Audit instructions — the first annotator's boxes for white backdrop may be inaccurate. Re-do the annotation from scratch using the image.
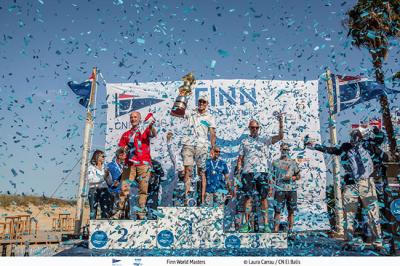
[105,79,330,231]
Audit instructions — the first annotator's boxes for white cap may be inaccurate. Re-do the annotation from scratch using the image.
[198,95,209,102]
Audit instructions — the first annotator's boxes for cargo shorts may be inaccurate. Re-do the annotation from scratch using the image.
[181,144,208,171]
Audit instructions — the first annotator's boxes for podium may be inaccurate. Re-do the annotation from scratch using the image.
[89,207,287,250]
[382,162,400,255]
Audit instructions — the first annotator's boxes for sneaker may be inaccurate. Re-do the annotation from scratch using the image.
[372,239,385,252]
[239,224,251,233]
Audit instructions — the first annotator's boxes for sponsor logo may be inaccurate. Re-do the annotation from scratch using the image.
[115,93,164,118]
[114,86,258,118]
[133,258,143,266]
[225,235,241,248]
[112,258,122,266]
[157,229,174,247]
[90,230,108,248]
[390,199,400,221]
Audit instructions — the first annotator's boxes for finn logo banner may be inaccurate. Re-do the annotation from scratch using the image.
[105,79,330,231]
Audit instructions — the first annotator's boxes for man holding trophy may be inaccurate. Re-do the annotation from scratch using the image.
[170,73,217,205]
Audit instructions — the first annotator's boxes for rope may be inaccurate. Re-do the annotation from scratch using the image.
[32,158,82,221]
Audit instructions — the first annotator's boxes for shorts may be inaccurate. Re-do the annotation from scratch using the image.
[241,172,270,199]
[274,191,297,213]
[181,144,208,170]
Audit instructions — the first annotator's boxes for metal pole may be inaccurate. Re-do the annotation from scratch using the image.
[74,67,97,235]
[325,69,345,236]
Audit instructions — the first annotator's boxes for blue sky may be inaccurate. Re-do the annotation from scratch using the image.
[0,0,399,199]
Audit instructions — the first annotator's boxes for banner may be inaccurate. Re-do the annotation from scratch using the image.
[105,79,329,231]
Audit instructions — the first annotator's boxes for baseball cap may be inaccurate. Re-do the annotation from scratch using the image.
[198,95,209,102]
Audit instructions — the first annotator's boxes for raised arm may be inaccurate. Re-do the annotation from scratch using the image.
[210,127,216,149]
[150,125,157,138]
[271,115,284,145]
[308,143,343,156]
[166,132,177,170]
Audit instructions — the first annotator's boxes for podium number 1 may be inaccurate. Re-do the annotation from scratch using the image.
[188,221,193,234]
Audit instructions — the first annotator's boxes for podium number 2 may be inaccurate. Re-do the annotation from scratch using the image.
[118,228,128,242]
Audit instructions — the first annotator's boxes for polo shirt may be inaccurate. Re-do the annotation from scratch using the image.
[238,134,272,173]
[205,158,229,193]
[181,109,216,148]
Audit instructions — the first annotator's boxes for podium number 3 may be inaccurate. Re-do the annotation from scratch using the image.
[118,228,128,242]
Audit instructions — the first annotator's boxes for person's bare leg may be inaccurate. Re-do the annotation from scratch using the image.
[274,212,281,232]
[243,197,253,225]
[199,169,206,205]
[184,166,192,196]
[288,210,294,231]
[261,198,269,229]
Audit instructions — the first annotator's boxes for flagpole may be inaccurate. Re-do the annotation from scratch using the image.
[325,69,344,236]
[74,67,97,235]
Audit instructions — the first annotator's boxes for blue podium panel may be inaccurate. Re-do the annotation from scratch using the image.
[89,220,158,249]
[156,207,224,249]
[224,233,287,249]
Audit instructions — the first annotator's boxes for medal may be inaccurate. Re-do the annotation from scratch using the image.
[210,159,219,175]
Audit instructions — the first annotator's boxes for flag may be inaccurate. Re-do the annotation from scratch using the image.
[67,74,94,107]
[331,74,400,114]
[114,93,164,118]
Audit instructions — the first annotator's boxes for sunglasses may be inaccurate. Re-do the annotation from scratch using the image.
[214,150,221,153]
[198,100,208,104]
[249,126,260,129]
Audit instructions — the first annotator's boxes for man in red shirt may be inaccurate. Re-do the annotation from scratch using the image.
[118,111,156,219]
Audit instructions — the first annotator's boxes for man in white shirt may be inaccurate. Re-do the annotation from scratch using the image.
[180,95,216,205]
[235,115,284,233]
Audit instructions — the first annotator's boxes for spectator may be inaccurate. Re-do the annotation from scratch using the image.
[305,129,389,250]
[87,150,112,219]
[105,148,126,219]
[166,131,186,206]
[147,159,164,219]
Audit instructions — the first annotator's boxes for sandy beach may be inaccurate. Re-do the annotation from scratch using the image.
[0,195,90,256]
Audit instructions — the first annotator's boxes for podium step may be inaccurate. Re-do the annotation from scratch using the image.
[224,233,287,249]
[89,207,287,250]
[90,220,158,249]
